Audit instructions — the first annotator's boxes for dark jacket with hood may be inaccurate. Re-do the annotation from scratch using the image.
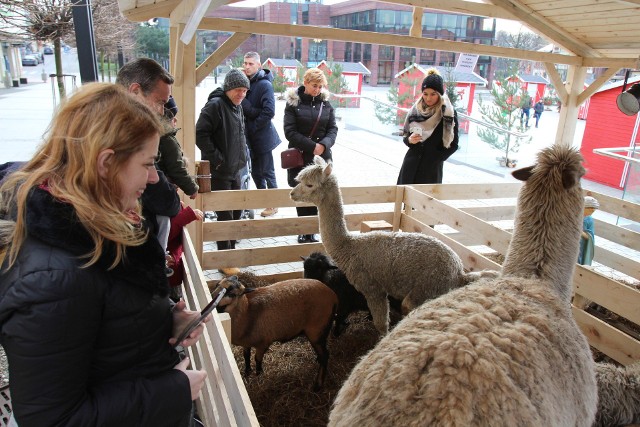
[158,125,199,196]
[283,86,338,187]
[0,187,192,426]
[195,87,248,181]
[241,68,281,154]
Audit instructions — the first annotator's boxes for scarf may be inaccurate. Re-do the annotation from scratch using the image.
[404,93,455,148]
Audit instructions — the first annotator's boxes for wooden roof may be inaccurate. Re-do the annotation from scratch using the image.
[117,0,640,70]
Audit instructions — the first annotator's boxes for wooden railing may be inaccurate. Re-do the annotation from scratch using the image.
[180,182,639,425]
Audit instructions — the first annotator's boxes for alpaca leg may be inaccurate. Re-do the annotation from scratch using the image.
[243,347,252,375]
[366,294,390,334]
[254,344,271,375]
[401,290,425,315]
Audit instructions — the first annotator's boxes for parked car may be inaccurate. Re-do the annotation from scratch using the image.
[43,46,53,55]
[21,55,39,66]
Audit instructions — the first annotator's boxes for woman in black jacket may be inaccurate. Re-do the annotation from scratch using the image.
[397,68,459,185]
[0,83,209,427]
[283,68,338,243]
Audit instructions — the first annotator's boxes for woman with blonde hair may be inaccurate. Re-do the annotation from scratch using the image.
[397,68,459,185]
[283,67,338,243]
[0,83,208,426]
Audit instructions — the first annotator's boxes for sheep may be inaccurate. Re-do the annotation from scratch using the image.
[594,361,640,427]
[217,273,338,391]
[328,145,598,426]
[301,251,402,336]
[290,156,498,334]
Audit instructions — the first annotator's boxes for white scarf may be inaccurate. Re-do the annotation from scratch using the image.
[404,94,455,148]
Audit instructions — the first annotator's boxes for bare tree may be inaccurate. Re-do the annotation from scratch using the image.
[494,30,548,78]
[0,0,74,96]
[92,0,137,81]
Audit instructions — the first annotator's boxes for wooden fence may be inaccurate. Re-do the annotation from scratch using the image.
[180,183,640,425]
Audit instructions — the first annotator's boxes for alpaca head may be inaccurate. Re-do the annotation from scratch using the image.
[290,156,335,204]
[504,144,586,296]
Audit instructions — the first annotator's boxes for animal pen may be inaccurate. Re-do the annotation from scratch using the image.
[178,182,640,426]
[109,1,640,424]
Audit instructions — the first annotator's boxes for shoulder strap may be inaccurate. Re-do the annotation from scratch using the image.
[308,102,324,139]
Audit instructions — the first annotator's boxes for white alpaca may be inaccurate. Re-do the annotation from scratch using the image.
[594,361,640,426]
[290,157,497,334]
[328,145,597,426]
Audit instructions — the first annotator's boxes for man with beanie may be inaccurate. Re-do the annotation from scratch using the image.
[241,52,281,217]
[397,67,459,185]
[196,69,251,275]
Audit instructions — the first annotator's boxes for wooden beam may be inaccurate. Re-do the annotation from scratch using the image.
[196,32,251,84]
[577,68,622,105]
[486,0,602,58]
[121,0,181,22]
[410,7,423,39]
[201,18,587,66]
[171,23,185,84]
[543,62,568,104]
[555,65,587,146]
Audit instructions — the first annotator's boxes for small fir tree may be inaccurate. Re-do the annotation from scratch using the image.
[272,70,287,99]
[374,74,421,126]
[324,63,349,109]
[477,72,532,166]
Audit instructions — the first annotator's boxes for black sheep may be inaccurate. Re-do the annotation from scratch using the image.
[302,252,401,336]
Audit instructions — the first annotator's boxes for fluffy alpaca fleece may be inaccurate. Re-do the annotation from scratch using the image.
[594,362,640,427]
[328,145,598,427]
[290,157,498,334]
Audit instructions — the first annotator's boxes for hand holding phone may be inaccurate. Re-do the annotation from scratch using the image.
[173,288,227,348]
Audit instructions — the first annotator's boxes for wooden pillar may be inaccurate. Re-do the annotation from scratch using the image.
[554,65,587,147]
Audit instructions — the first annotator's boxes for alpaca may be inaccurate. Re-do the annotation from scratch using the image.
[593,361,640,427]
[328,145,598,426]
[290,156,498,334]
[217,274,338,391]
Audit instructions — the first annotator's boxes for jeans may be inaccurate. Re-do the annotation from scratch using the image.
[250,150,278,189]
[211,175,242,250]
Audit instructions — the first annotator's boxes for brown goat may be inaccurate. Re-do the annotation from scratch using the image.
[217,275,338,391]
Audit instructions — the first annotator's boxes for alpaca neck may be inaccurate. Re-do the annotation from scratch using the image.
[316,180,351,253]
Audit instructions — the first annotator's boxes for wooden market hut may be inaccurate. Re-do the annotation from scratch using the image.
[580,75,640,189]
[114,1,640,424]
[262,58,303,88]
[316,60,371,107]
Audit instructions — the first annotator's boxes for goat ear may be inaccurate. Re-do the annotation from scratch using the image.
[512,165,534,182]
[243,287,256,294]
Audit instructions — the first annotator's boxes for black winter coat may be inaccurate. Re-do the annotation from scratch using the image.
[196,87,248,181]
[283,86,338,187]
[397,112,459,185]
[241,69,281,154]
[0,187,192,426]
[158,127,199,196]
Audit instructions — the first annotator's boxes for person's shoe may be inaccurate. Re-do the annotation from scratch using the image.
[297,234,308,243]
[260,207,278,217]
[219,267,241,275]
[308,234,320,242]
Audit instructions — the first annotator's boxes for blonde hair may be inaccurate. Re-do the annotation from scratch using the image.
[304,67,328,86]
[0,83,163,269]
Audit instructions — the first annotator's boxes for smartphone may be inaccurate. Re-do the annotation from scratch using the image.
[173,288,227,348]
[410,126,423,136]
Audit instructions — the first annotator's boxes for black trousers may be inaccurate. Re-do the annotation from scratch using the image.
[211,176,242,251]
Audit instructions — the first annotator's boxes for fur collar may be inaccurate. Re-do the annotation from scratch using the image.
[20,187,169,296]
[285,86,330,107]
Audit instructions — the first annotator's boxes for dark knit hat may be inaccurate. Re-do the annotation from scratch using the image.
[223,69,250,92]
[164,96,178,119]
[421,68,444,95]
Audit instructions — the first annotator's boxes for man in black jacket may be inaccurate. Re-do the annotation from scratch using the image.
[241,52,281,217]
[116,58,181,275]
[195,69,250,274]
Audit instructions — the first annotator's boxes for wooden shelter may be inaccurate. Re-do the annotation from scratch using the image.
[262,58,302,88]
[113,1,640,424]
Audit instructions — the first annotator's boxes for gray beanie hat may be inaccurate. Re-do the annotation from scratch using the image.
[223,69,250,92]
[421,68,444,95]
[584,196,600,209]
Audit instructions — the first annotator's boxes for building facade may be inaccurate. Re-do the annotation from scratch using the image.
[205,0,496,86]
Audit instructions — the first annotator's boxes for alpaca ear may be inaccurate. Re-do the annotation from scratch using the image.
[324,161,333,177]
[313,155,325,166]
[300,256,307,261]
[512,165,534,182]
[561,168,580,190]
